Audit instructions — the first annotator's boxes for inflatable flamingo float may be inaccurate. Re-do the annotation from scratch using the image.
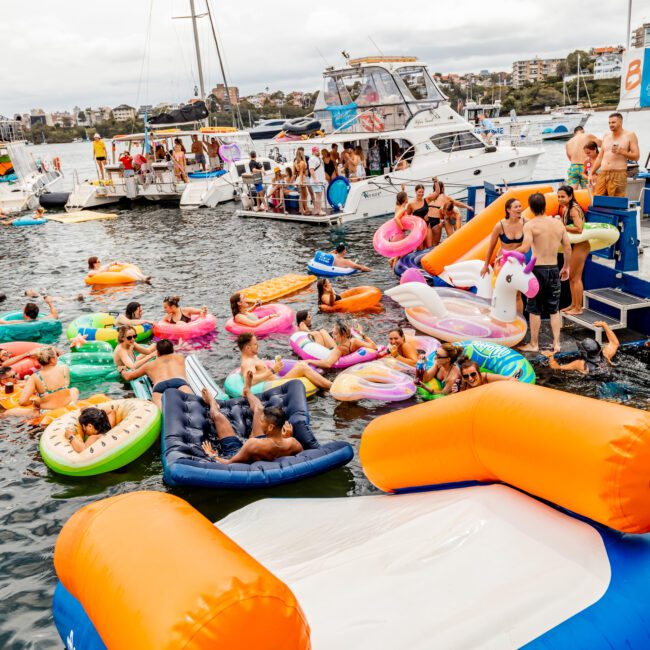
[386,251,539,347]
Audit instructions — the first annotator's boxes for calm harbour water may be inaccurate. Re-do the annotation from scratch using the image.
[1,110,649,648]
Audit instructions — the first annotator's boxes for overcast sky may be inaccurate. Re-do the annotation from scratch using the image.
[1,0,647,115]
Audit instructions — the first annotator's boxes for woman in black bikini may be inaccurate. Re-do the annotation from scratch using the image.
[317,279,341,310]
[406,182,441,249]
[428,179,473,245]
[161,295,207,325]
[481,198,525,312]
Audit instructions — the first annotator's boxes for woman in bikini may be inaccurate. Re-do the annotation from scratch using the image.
[293,149,310,215]
[453,357,511,392]
[115,301,154,328]
[557,185,589,315]
[161,296,207,324]
[18,346,79,411]
[308,320,379,369]
[172,141,188,183]
[229,292,279,328]
[406,182,442,248]
[296,310,336,348]
[481,197,526,312]
[317,279,341,311]
[387,328,419,367]
[419,342,462,397]
[113,325,156,371]
[428,180,474,244]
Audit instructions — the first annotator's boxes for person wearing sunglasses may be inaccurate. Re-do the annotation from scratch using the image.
[418,342,463,397]
[113,326,157,372]
[454,357,512,393]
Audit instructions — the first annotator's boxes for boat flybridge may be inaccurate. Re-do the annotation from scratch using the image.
[65,126,268,211]
[238,56,544,223]
[0,141,62,214]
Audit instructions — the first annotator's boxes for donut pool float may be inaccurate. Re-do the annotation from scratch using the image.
[330,361,415,402]
[153,313,217,341]
[67,313,153,348]
[225,304,294,336]
[566,223,620,252]
[223,359,317,398]
[59,351,120,383]
[373,215,426,258]
[0,341,41,378]
[320,286,382,313]
[379,335,440,374]
[84,263,146,286]
[39,399,161,476]
[290,331,385,369]
[0,311,62,343]
[307,251,357,278]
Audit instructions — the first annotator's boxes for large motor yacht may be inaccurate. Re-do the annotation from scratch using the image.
[239,56,544,223]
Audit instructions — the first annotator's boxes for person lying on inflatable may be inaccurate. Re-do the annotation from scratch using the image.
[307,320,381,370]
[200,374,302,464]
[0,296,58,324]
[452,357,513,392]
[542,321,619,376]
[66,406,117,453]
[238,333,332,391]
[87,256,151,283]
[330,243,371,272]
[230,292,279,328]
[296,310,336,348]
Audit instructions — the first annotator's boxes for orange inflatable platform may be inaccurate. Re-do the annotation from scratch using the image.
[360,382,650,534]
[54,491,310,649]
[319,285,383,313]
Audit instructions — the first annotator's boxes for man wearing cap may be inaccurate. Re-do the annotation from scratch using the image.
[92,134,107,179]
[308,146,326,216]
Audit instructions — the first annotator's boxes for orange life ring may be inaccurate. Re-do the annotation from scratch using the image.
[358,113,385,133]
[53,157,62,172]
[320,286,382,313]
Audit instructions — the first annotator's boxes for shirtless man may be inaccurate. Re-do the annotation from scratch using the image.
[199,373,302,464]
[190,134,207,171]
[515,193,571,353]
[330,243,371,272]
[120,339,192,406]
[591,113,640,197]
[207,137,220,170]
[237,332,332,391]
[565,126,601,189]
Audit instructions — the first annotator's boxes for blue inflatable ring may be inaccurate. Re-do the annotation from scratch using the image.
[326,176,350,211]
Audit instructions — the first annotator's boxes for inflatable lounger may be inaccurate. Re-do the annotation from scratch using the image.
[162,379,353,489]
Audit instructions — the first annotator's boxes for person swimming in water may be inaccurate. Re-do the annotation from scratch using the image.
[452,356,512,392]
[542,321,619,376]
[387,327,419,367]
[115,301,154,328]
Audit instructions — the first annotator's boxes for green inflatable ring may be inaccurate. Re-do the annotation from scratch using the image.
[39,399,161,476]
[417,377,445,401]
[71,341,113,354]
[0,311,62,343]
[59,352,120,382]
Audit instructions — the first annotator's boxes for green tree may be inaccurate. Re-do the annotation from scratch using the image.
[566,50,593,74]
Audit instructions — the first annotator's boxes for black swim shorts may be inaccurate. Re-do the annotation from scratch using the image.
[527,265,561,316]
[217,435,244,458]
[153,378,189,394]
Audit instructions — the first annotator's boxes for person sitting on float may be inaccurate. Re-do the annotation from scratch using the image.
[0,296,58,324]
[115,301,154,328]
[453,357,512,392]
[18,346,78,411]
[296,310,336,348]
[418,342,463,397]
[317,278,342,310]
[160,295,207,325]
[113,325,157,371]
[387,327,419,367]
[542,321,619,376]
[229,292,279,328]
[330,243,371,272]
[66,406,117,453]
[307,320,379,369]
[200,372,302,464]
[87,256,150,282]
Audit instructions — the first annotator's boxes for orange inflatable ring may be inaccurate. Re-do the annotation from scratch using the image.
[0,341,41,378]
[84,263,146,286]
[54,491,310,648]
[320,286,382,313]
[360,381,650,534]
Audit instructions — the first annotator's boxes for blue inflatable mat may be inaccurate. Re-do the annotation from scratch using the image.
[162,380,353,489]
[187,169,227,179]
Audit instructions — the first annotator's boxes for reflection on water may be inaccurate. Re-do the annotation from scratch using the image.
[1,111,649,648]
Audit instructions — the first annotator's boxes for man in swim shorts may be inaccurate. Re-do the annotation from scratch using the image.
[516,193,571,353]
[565,126,601,189]
[330,243,371,272]
[190,134,207,171]
[120,339,192,407]
[591,113,640,197]
[238,333,332,391]
[199,372,303,464]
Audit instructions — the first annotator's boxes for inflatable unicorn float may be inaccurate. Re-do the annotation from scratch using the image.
[387,251,539,347]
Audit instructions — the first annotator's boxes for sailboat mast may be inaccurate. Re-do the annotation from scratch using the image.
[189,0,206,98]
[576,53,580,104]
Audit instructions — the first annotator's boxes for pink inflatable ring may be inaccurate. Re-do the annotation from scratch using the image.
[153,313,217,340]
[290,331,386,369]
[373,215,426,258]
[225,304,294,336]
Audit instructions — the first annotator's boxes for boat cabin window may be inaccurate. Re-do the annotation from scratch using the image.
[320,67,402,107]
[394,66,445,105]
[430,131,484,153]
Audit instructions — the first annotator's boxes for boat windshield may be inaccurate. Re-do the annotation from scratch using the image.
[393,66,445,106]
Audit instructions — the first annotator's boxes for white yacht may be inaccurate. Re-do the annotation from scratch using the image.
[0,141,62,214]
[238,56,543,223]
[463,101,591,143]
[65,128,256,210]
